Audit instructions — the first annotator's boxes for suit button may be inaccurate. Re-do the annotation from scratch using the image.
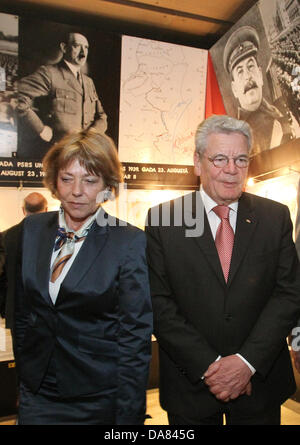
[225,314,232,321]
[176,366,187,376]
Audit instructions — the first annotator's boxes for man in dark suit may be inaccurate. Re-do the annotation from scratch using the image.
[145,115,300,425]
[17,32,107,159]
[0,192,48,331]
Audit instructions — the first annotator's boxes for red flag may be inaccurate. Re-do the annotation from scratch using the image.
[205,52,226,118]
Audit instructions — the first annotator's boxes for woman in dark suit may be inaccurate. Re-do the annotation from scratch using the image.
[14,129,153,425]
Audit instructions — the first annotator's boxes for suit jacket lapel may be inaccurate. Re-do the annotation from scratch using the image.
[228,192,257,286]
[191,191,258,287]
[194,213,225,285]
[188,191,225,285]
[36,212,58,304]
[56,212,109,300]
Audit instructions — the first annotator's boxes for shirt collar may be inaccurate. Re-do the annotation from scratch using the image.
[200,187,238,214]
[58,205,102,235]
[63,59,81,78]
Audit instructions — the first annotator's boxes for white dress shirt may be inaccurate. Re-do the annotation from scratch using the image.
[48,206,102,304]
[49,239,85,304]
[200,188,238,238]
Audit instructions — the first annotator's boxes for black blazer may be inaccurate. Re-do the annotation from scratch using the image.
[0,232,6,318]
[15,210,153,425]
[0,221,24,330]
[146,191,300,419]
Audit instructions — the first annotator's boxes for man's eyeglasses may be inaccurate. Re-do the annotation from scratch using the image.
[204,154,250,168]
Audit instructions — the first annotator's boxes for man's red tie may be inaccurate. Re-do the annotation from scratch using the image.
[213,205,234,282]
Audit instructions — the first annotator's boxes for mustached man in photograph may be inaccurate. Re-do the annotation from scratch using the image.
[223,25,294,155]
[17,31,107,159]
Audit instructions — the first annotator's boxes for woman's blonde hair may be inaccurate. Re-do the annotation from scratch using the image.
[43,129,123,198]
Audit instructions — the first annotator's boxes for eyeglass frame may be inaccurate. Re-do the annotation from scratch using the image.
[199,153,251,168]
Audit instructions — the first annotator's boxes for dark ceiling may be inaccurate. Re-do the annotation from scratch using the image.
[0,0,258,48]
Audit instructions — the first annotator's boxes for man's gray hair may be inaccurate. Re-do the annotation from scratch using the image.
[195,115,253,156]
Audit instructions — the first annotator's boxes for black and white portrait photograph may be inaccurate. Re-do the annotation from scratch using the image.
[259,0,300,131]
[17,17,121,160]
[0,13,18,157]
[210,0,299,157]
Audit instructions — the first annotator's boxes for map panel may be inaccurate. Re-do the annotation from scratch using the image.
[119,36,208,167]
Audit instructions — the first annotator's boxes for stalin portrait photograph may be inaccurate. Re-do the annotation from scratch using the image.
[16,18,121,160]
[222,25,295,156]
[210,3,298,157]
